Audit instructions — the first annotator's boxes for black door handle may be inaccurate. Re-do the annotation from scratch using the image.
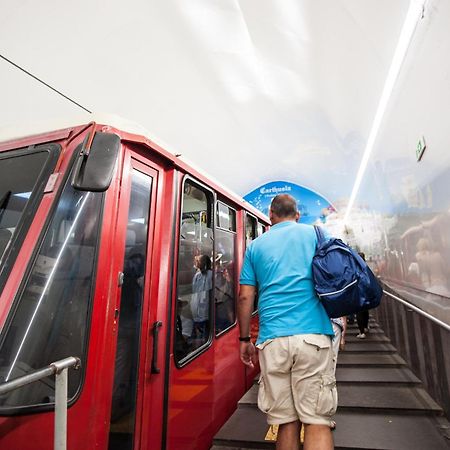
[151,321,163,374]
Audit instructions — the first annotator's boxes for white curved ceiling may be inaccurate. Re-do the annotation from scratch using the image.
[0,0,415,204]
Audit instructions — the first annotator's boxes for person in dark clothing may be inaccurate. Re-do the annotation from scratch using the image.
[356,310,369,339]
[356,252,369,339]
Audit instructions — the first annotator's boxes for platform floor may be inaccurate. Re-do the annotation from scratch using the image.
[211,320,450,449]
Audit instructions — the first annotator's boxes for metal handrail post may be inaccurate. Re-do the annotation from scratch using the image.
[50,357,80,450]
[0,356,80,450]
[54,367,68,450]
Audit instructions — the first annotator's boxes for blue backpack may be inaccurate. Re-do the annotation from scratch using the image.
[312,226,382,318]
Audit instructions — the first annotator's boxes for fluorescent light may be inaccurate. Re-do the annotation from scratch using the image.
[344,0,426,223]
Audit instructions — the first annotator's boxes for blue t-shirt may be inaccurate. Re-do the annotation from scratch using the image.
[240,221,333,344]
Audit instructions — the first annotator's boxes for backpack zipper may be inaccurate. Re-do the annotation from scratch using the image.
[318,278,358,297]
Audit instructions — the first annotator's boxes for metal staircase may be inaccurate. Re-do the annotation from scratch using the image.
[211,320,450,449]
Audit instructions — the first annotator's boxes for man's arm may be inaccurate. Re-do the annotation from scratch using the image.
[238,284,257,368]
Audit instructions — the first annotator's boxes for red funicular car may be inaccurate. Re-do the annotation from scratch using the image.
[0,117,267,450]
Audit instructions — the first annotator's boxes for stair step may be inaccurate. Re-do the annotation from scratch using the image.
[213,407,272,449]
[337,353,407,367]
[336,367,421,385]
[333,411,450,449]
[239,383,441,415]
[213,405,449,450]
[344,334,390,343]
[211,447,264,450]
[336,385,443,415]
[346,328,385,335]
[343,342,396,353]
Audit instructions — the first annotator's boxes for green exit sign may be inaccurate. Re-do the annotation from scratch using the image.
[416,136,426,161]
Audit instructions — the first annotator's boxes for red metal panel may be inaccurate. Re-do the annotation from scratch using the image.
[0,122,269,450]
[0,127,124,450]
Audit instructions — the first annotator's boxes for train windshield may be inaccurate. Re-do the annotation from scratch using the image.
[0,169,103,411]
[0,150,51,263]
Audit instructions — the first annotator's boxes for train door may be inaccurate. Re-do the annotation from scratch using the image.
[108,153,159,450]
[168,178,216,450]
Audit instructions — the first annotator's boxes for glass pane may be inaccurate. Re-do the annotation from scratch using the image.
[215,230,236,334]
[0,151,49,262]
[245,215,259,311]
[229,209,236,232]
[217,203,227,230]
[175,181,213,362]
[246,215,257,246]
[257,223,265,237]
[217,203,236,232]
[0,183,103,408]
[109,169,152,450]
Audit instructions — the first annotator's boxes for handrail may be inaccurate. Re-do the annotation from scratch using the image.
[0,356,80,395]
[0,356,80,450]
[383,290,450,332]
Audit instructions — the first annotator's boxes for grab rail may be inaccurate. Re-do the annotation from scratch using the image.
[383,290,450,332]
[0,356,81,450]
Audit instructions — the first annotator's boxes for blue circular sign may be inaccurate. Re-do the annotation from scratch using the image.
[244,181,335,224]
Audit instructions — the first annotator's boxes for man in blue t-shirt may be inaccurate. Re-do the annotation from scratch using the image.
[238,194,336,450]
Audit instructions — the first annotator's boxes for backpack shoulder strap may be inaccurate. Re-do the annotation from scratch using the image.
[313,225,325,244]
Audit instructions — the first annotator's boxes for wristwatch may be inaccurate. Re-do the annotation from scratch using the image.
[239,336,251,342]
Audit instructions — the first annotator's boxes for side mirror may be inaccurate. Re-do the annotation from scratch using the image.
[72,132,120,192]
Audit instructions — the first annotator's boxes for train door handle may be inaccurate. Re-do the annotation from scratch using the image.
[151,321,163,374]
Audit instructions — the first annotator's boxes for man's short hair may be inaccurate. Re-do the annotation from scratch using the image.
[270,194,298,218]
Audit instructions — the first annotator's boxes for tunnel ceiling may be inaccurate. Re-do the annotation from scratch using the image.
[1,0,411,206]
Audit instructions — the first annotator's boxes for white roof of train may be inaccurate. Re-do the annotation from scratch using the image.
[0,113,268,221]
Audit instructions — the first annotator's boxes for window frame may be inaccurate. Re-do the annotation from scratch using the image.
[214,200,237,338]
[216,201,236,232]
[245,212,258,247]
[244,212,262,315]
[174,176,215,368]
[0,145,105,415]
[257,221,266,237]
[0,144,61,297]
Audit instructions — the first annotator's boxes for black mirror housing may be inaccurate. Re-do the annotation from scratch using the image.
[72,132,120,192]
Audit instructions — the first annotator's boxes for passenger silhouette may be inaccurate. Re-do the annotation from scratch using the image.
[415,237,449,296]
[111,245,145,423]
[356,252,370,339]
[215,262,235,333]
[191,255,212,343]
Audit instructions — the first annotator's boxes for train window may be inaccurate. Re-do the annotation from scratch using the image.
[215,202,236,335]
[0,145,60,299]
[0,174,103,410]
[0,151,49,263]
[245,214,257,246]
[257,222,265,237]
[217,202,236,232]
[175,180,214,363]
[109,169,152,449]
[245,214,261,312]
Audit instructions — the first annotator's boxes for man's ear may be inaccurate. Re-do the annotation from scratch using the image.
[295,212,300,222]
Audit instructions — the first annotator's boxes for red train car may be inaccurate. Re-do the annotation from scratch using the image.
[0,118,268,450]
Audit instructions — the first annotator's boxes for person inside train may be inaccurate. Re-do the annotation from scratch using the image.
[191,254,213,343]
[215,256,235,333]
[111,244,145,423]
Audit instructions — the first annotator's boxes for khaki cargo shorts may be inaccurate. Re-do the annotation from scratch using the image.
[256,334,337,426]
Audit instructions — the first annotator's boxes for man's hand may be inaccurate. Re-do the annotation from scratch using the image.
[240,341,257,368]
